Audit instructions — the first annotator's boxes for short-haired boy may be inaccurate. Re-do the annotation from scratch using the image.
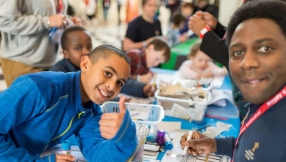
[50,26,156,98]
[127,38,171,84]
[0,44,137,161]
[167,12,187,46]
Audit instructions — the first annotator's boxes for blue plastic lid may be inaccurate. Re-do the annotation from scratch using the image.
[62,140,71,150]
[165,141,173,150]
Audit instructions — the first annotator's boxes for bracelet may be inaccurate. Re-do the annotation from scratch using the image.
[199,25,211,39]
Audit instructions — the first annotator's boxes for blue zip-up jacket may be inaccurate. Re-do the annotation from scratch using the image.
[0,71,137,161]
[50,59,148,98]
[215,86,286,161]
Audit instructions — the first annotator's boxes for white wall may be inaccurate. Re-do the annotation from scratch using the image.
[218,0,244,27]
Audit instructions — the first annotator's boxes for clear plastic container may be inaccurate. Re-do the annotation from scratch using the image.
[171,78,213,91]
[101,102,164,125]
[155,90,212,122]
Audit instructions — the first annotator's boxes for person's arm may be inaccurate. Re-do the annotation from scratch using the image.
[179,21,189,35]
[179,61,198,79]
[0,0,70,36]
[123,21,144,51]
[0,76,55,161]
[121,79,147,98]
[75,105,137,161]
[213,21,226,38]
[0,0,50,35]
[166,30,175,46]
[127,51,141,80]
[215,137,236,157]
[200,31,229,69]
[123,37,146,52]
[188,14,229,69]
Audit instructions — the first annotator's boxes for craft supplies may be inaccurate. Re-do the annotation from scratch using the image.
[164,133,173,150]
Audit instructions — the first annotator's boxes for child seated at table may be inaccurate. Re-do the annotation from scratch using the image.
[127,38,171,84]
[178,42,227,79]
[180,2,195,36]
[50,26,156,98]
[167,12,187,46]
[0,44,137,161]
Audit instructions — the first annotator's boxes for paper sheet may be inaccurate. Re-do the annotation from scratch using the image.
[150,73,176,86]
[161,122,232,162]
[118,93,155,104]
[202,122,232,138]
[157,122,181,132]
[171,71,225,89]
[161,152,231,162]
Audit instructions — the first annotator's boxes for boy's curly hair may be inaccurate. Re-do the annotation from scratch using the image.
[227,0,286,45]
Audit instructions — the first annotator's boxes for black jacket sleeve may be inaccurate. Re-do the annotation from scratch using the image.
[215,137,236,157]
[213,22,226,38]
[200,31,229,69]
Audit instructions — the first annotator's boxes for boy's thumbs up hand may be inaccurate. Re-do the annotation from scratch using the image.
[119,96,127,114]
[99,96,127,139]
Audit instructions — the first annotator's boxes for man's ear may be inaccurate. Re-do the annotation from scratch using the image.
[80,55,90,72]
[62,50,69,59]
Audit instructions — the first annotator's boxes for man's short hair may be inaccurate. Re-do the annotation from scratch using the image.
[227,0,286,45]
[60,26,88,50]
[89,44,130,66]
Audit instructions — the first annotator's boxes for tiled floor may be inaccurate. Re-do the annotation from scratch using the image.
[0,4,171,92]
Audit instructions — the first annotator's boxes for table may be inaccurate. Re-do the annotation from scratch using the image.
[66,68,240,161]
[157,116,240,160]
[150,68,240,161]
[161,38,200,70]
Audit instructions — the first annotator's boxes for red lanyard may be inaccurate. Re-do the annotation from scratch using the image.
[54,0,63,13]
[231,86,286,162]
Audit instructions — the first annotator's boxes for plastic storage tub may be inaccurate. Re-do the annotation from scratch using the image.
[155,90,212,122]
[101,102,164,125]
[171,78,213,91]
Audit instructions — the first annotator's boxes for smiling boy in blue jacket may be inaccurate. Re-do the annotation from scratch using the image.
[0,44,137,161]
[50,26,156,98]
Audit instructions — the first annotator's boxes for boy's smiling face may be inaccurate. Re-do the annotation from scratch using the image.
[229,18,286,104]
[80,53,130,104]
[63,30,92,68]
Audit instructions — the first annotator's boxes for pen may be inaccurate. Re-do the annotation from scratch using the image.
[183,131,193,162]
[152,73,157,87]
[195,124,211,132]
[205,114,228,120]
